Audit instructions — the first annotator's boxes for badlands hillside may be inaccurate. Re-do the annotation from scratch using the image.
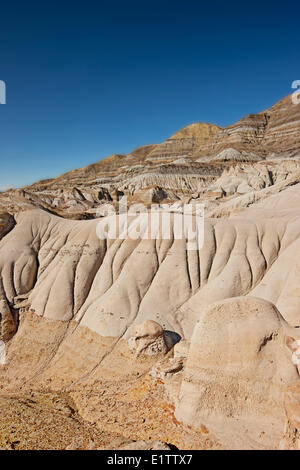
[0,94,300,450]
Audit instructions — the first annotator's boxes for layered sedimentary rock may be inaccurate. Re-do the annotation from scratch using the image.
[2,182,300,346]
[0,94,300,449]
[0,94,299,220]
[145,122,221,161]
[196,95,300,159]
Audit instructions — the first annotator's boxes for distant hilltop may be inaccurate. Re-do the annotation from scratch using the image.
[0,93,299,219]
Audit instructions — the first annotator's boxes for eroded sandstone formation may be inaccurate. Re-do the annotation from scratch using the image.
[0,94,300,449]
[175,297,300,449]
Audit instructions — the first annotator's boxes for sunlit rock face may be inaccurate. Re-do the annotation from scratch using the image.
[175,297,300,449]
[0,94,300,450]
[1,95,299,220]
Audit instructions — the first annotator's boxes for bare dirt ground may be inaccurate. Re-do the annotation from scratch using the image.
[0,376,220,450]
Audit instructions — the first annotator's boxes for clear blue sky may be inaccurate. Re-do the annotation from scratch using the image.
[0,0,299,188]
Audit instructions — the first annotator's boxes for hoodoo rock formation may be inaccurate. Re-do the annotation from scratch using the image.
[1,94,300,449]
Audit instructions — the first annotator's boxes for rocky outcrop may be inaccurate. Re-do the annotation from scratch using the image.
[195,96,300,160]
[175,297,300,449]
[146,122,221,161]
[0,94,300,450]
[0,212,14,240]
[1,95,299,220]
[128,320,173,357]
[2,180,300,345]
